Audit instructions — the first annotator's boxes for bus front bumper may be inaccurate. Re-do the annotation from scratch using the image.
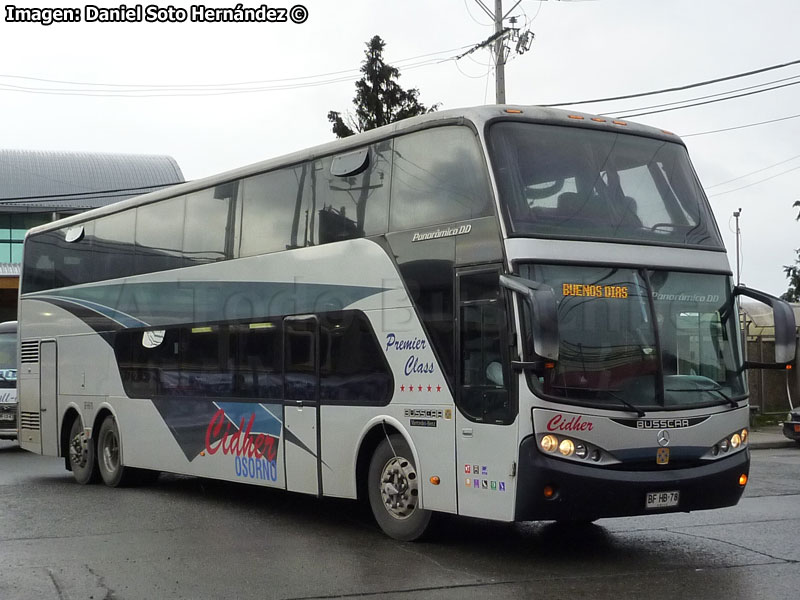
[514,435,750,522]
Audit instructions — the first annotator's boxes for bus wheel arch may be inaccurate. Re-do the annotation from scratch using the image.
[358,421,432,541]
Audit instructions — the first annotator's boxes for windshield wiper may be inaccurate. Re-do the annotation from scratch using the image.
[553,384,646,417]
[666,386,739,409]
[604,390,646,417]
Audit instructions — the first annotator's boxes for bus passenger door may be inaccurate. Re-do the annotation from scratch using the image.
[455,269,519,521]
[40,340,59,457]
[283,316,321,496]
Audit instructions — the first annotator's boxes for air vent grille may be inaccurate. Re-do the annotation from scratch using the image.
[20,411,40,431]
[20,341,39,364]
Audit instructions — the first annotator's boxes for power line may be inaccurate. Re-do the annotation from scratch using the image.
[705,153,800,189]
[0,46,468,90]
[0,46,470,98]
[707,164,800,197]
[616,79,800,119]
[540,58,800,108]
[600,73,800,118]
[682,112,800,137]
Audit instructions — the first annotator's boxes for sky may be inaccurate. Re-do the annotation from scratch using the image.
[1,0,798,296]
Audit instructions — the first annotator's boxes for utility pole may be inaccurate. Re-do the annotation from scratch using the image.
[471,0,531,104]
[734,208,742,286]
[494,0,506,104]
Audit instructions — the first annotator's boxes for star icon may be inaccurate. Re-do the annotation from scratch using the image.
[436,385,441,392]
[427,385,432,392]
[400,385,405,391]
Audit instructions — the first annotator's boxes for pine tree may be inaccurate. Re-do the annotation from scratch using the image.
[327,36,438,139]
[782,201,800,302]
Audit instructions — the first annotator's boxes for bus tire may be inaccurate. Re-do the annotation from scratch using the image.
[367,434,432,541]
[96,415,132,488]
[68,416,98,484]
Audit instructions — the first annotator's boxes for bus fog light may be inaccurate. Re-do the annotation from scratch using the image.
[590,449,601,462]
[541,435,558,453]
[558,439,575,456]
[731,433,741,449]
[543,485,556,499]
[739,473,748,486]
[740,429,748,444]
[574,443,588,459]
[720,439,730,452]
[711,445,720,457]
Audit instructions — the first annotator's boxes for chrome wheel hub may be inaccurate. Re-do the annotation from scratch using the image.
[69,432,87,468]
[380,456,419,520]
[101,430,119,473]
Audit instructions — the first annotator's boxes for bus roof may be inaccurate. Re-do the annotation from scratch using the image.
[25,104,682,238]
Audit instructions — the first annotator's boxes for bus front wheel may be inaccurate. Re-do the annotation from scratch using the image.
[367,434,432,541]
[68,417,98,484]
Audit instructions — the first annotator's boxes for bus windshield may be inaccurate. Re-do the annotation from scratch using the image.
[520,265,746,412]
[0,332,17,389]
[489,122,723,248]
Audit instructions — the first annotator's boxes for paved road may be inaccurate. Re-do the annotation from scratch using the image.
[1,441,798,600]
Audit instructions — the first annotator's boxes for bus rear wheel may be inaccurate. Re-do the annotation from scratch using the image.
[367,434,432,541]
[68,417,98,484]
[97,415,132,487]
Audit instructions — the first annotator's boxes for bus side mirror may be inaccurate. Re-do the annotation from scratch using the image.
[735,286,797,366]
[500,274,560,361]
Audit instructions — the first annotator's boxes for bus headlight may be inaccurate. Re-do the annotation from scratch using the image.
[541,435,559,452]
[730,433,741,449]
[536,434,615,465]
[720,438,730,452]
[740,429,748,444]
[558,439,575,456]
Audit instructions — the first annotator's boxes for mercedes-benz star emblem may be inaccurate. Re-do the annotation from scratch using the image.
[657,429,670,447]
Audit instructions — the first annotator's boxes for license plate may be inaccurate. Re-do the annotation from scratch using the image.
[0,413,14,421]
[646,490,679,509]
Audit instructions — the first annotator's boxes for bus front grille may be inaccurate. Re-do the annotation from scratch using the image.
[20,411,40,431]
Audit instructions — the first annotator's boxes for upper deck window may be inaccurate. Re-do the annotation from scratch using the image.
[489,122,723,248]
[389,126,493,231]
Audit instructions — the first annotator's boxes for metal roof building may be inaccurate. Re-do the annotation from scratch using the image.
[0,149,184,212]
[0,149,184,320]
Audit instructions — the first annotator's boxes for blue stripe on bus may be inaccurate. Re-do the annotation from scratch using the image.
[25,280,386,330]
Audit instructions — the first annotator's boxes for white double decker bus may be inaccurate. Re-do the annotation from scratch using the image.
[17,106,797,540]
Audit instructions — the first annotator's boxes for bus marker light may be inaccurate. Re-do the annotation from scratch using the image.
[591,118,606,122]
[505,109,523,114]
[612,120,628,126]
[543,485,556,499]
[430,476,440,485]
[731,433,741,449]
[739,474,748,487]
[740,429,748,444]
[558,439,575,456]
[545,362,555,369]
[568,115,585,120]
[541,435,558,452]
